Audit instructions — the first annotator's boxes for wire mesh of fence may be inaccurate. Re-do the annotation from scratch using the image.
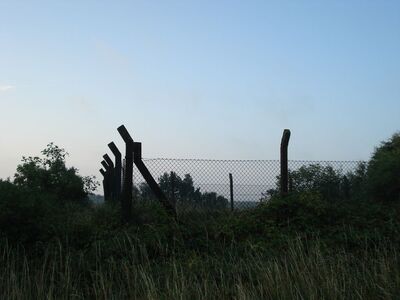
[130,158,366,215]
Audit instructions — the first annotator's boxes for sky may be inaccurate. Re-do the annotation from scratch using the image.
[0,1,399,185]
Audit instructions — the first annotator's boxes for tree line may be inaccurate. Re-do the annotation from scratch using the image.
[134,172,229,210]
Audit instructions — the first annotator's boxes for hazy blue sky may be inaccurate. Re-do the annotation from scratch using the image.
[1,1,399,183]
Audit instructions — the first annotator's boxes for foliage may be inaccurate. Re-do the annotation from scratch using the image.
[137,172,228,209]
[2,134,400,298]
[0,179,58,244]
[0,179,97,246]
[14,143,98,203]
[1,176,400,299]
[265,164,350,201]
[0,143,99,246]
[346,161,368,200]
[3,180,400,297]
[367,132,400,201]
[159,172,201,203]
[264,161,372,203]
[1,228,400,299]
[289,165,345,200]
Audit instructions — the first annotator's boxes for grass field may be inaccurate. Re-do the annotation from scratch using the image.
[1,233,399,300]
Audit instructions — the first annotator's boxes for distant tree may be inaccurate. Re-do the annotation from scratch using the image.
[291,164,343,200]
[137,172,227,209]
[181,174,196,201]
[1,144,98,244]
[367,132,400,201]
[159,172,183,202]
[138,182,153,201]
[346,162,368,200]
[201,192,228,209]
[264,164,348,201]
[14,143,98,203]
[264,133,400,203]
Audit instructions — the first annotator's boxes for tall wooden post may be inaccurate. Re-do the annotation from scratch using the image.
[117,125,134,222]
[280,129,291,196]
[99,168,107,202]
[103,154,115,201]
[122,158,126,188]
[229,173,234,211]
[108,142,122,202]
[116,125,176,219]
[101,160,111,202]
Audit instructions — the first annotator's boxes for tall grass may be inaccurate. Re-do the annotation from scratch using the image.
[1,236,399,299]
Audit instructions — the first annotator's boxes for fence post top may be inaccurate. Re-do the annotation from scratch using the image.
[101,160,111,170]
[108,142,122,157]
[117,125,134,144]
[103,154,114,167]
[99,168,106,176]
[281,129,291,146]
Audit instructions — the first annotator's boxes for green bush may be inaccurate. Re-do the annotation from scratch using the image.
[265,164,352,201]
[14,143,98,204]
[367,132,400,201]
[0,144,98,246]
[265,192,330,227]
[0,179,61,244]
[346,162,368,201]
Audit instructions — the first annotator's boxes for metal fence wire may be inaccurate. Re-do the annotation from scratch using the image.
[130,158,365,214]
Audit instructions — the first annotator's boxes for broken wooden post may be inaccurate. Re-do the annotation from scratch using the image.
[99,168,107,202]
[101,160,112,202]
[122,158,126,188]
[108,142,122,202]
[229,173,234,211]
[133,142,176,218]
[280,129,291,196]
[117,125,134,222]
[103,154,115,201]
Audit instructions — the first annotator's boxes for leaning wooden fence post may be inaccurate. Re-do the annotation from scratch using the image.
[108,142,122,201]
[122,158,126,188]
[133,142,177,218]
[117,125,134,222]
[280,129,291,196]
[99,168,107,201]
[229,173,234,211]
[103,154,115,201]
[101,160,112,202]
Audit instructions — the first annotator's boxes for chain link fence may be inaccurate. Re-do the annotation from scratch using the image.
[130,158,366,215]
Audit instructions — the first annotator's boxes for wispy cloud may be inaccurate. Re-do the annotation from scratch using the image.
[0,85,16,92]
[94,40,128,66]
[66,96,95,114]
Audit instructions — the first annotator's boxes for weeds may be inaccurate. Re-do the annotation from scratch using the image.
[1,236,399,299]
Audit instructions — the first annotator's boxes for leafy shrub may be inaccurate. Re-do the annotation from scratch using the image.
[14,143,98,204]
[266,192,329,226]
[367,132,400,201]
[290,165,344,201]
[0,179,61,244]
[346,162,368,200]
[138,172,228,210]
[265,164,350,201]
[0,144,99,246]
